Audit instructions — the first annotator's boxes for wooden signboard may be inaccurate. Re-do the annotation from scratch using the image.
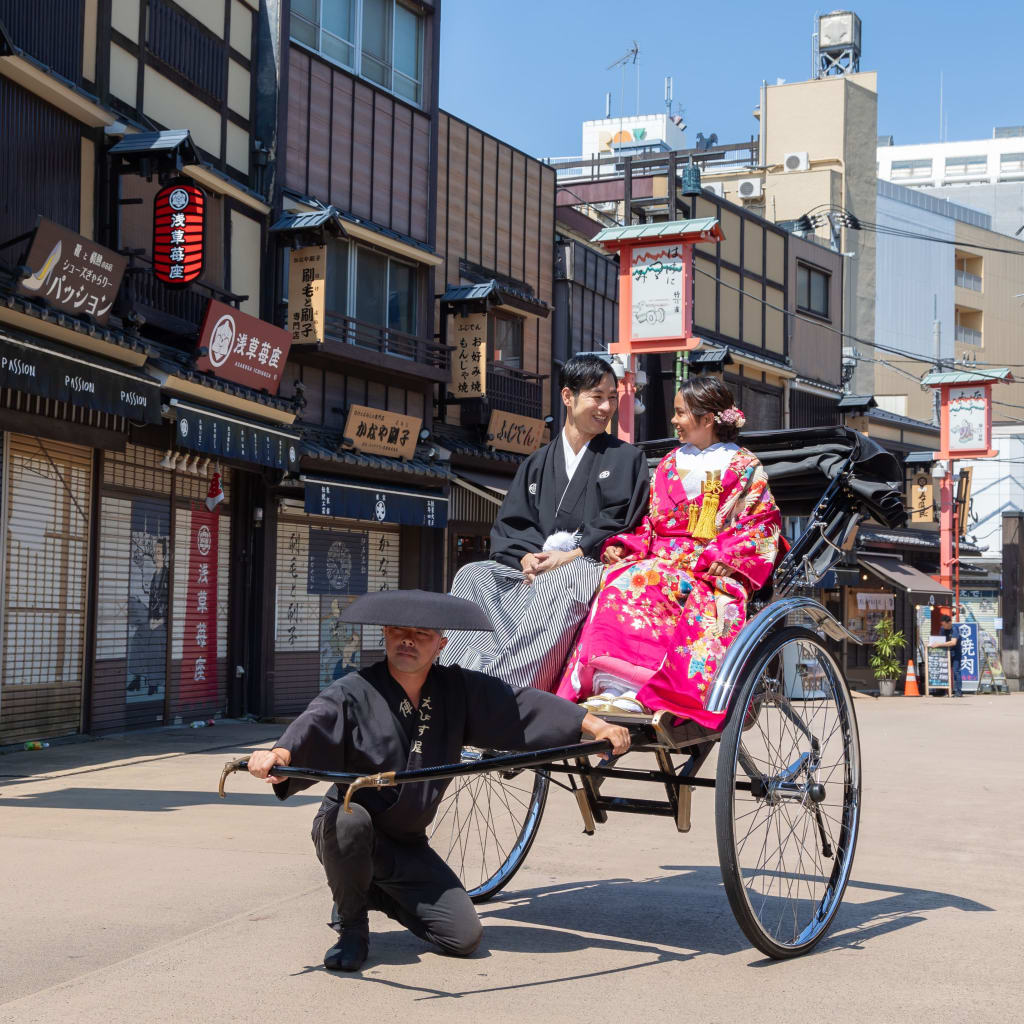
[343,404,421,460]
[452,313,487,396]
[487,409,544,455]
[195,300,292,395]
[288,245,327,345]
[925,641,952,696]
[910,473,934,524]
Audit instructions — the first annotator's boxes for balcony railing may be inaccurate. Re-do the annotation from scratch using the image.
[487,362,544,418]
[955,268,982,291]
[324,311,450,371]
[955,324,982,346]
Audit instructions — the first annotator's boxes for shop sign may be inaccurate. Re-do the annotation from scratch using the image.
[304,480,447,529]
[179,506,219,703]
[306,530,369,594]
[487,409,544,455]
[195,299,291,395]
[174,404,301,471]
[0,332,161,422]
[452,312,487,396]
[955,621,980,689]
[153,183,205,286]
[629,243,684,341]
[287,245,327,345]
[17,217,127,324]
[343,404,421,460]
[947,385,989,453]
[910,472,934,524]
[855,592,894,611]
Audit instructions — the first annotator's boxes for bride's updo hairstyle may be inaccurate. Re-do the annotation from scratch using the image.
[677,376,743,443]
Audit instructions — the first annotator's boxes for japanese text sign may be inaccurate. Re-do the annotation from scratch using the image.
[179,505,219,704]
[947,385,990,454]
[17,218,127,325]
[955,622,980,688]
[487,409,544,455]
[343,404,421,460]
[287,245,327,345]
[910,472,934,524]
[196,299,291,395]
[630,243,685,341]
[452,313,487,396]
[153,183,205,285]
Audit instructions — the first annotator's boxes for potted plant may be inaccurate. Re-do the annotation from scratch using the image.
[869,616,906,697]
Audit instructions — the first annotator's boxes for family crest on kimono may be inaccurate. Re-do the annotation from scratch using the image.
[557,376,783,730]
[247,590,629,973]
[439,353,650,692]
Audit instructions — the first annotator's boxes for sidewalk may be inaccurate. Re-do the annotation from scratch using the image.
[0,719,282,780]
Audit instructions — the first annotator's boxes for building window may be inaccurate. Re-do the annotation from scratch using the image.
[999,152,1024,175]
[944,154,987,177]
[796,263,830,318]
[354,246,417,333]
[493,313,523,369]
[890,158,932,179]
[291,0,423,105]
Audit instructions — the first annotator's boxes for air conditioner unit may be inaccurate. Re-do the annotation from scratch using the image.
[737,177,763,199]
[703,182,726,198]
[783,151,810,172]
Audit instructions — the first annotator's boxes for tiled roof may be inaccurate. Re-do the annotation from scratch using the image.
[431,422,526,466]
[300,429,449,479]
[592,217,721,242]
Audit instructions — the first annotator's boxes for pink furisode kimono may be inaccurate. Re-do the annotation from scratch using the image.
[556,442,782,729]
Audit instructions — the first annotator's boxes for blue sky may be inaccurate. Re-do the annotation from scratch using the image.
[439,0,1024,159]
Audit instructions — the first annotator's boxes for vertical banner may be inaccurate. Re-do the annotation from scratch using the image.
[288,245,327,345]
[955,621,980,692]
[910,472,934,524]
[179,506,220,703]
[452,312,487,396]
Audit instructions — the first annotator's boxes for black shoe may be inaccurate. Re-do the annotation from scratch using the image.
[324,918,369,972]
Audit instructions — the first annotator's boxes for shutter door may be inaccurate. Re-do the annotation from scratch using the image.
[0,434,92,744]
[272,515,399,717]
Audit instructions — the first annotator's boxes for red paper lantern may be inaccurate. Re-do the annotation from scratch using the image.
[153,183,205,286]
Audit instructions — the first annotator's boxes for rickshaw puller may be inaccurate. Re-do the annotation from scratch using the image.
[247,590,630,973]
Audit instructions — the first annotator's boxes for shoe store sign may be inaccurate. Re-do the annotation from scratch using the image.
[17,217,127,325]
[195,299,292,394]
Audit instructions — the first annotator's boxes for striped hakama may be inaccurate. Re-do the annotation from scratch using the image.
[438,557,604,691]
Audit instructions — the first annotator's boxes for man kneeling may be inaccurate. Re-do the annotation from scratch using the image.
[247,589,629,972]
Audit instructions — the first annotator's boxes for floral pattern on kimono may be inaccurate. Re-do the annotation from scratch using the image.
[556,445,781,729]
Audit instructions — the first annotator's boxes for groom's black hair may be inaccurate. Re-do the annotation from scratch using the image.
[559,353,616,395]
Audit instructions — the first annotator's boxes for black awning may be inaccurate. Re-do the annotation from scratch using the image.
[858,555,952,603]
[0,330,161,423]
[108,130,199,161]
[170,399,300,471]
[303,477,448,529]
[441,280,550,318]
[269,206,347,239]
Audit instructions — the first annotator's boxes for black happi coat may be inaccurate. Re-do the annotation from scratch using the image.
[489,431,650,569]
[272,659,586,842]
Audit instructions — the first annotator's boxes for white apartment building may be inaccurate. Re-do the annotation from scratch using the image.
[877,127,1024,238]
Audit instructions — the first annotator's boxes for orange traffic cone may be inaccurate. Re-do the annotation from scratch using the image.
[904,659,920,697]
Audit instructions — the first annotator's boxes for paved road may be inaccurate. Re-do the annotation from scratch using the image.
[1,695,1021,1023]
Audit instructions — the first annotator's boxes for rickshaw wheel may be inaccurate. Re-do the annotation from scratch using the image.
[715,626,861,959]
[429,751,548,903]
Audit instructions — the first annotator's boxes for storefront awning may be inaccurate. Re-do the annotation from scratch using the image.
[0,329,162,423]
[170,399,301,471]
[450,469,509,507]
[441,280,550,318]
[857,555,952,603]
[302,476,448,528]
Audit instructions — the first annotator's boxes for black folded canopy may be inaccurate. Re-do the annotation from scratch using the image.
[639,426,905,528]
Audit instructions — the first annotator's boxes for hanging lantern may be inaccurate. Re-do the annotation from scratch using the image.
[153,182,205,286]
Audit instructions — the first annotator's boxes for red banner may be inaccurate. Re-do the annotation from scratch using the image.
[179,505,219,704]
[153,183,205,285]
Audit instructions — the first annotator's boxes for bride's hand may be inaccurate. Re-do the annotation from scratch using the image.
[602,543,627,566]
[706,560,733,577]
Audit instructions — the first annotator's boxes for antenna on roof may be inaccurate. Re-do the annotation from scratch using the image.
[607,41,640,116]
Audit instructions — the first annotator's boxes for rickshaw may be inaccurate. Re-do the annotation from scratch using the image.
[220,425,904,960]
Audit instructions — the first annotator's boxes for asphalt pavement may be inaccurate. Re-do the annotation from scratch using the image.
[1,695,1021,1023]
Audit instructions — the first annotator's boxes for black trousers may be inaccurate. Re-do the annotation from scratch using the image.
[313,801,482,957]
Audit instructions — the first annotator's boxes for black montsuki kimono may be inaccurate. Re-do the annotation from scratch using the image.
[489,431,650,568]
[272,659,586,842]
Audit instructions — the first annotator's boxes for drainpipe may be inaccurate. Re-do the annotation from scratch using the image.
[783,377,791,429]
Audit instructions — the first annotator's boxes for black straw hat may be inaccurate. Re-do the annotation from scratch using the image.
[338,589,493,632]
